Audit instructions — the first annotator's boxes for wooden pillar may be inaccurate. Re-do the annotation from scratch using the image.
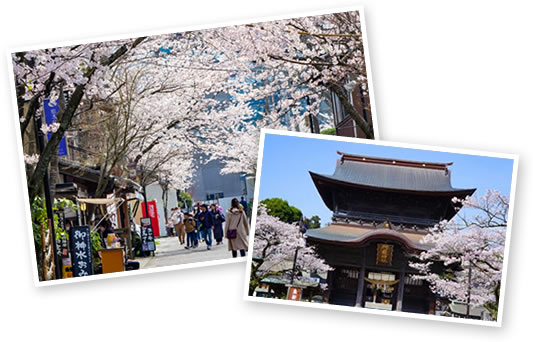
[355,265,366,307]
[326,269,334,303]
[395,270,406,311]
[122,197,133,259]
[428,297,436,315]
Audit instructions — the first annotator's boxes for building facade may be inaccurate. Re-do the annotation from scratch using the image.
[306,152,475,313]
[331,82,372,138]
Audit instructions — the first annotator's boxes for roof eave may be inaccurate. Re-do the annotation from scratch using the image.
[306,229,430,252]
[310,171,476,197]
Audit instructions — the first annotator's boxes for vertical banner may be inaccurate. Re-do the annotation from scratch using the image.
[140,217,156,252]
[142,200,160,237]
[70,226,93,277]
[106,193,119,230]
[43,99,67,156]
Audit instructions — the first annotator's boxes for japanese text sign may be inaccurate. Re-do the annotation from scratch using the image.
[70,226,93,277]
[140,217,156,252]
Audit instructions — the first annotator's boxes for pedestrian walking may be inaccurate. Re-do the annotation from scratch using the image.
[210,203,225,245]
[198,204,214,250]
[170,207,185,244]
[240,196,248,213]
[165,219,175,237]
[193,202,204,243]
[176,207,186,244]
[184,213,198,249]
[225,198,249,258]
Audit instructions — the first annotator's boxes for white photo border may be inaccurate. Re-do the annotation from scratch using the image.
[243,128,519,328]
[6,6,377,287]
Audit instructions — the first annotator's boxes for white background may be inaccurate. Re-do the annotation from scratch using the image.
[0,0,531,340]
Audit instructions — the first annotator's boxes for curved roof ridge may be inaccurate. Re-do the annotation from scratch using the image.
[337,151,453,170]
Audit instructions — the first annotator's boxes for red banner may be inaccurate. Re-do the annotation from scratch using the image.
[142,201,160,237]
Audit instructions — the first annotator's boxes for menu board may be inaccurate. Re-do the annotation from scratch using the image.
[70,226,93,277]
[140,217,156,252]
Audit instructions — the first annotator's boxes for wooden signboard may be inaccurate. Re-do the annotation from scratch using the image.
[70,226,93,277]
[287,286,303,301]
[376,243,394,265]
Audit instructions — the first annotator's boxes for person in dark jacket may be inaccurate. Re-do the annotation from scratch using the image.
[210,204,225,245]
[184,213,198,249]
[240,196,248,213]
[193,203,203,243]
[197,204,214,250]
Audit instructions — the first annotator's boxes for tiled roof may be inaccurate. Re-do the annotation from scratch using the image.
[310,157,475,194]
[305,224,431,251]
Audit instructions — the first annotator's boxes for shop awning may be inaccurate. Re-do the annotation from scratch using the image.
[77,198,121,205]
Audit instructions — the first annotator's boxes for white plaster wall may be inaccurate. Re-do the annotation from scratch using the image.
[146,183,179,237]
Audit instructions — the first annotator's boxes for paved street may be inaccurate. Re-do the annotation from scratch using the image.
[136,236,233,269]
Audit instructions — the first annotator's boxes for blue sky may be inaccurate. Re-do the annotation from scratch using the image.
[258,133,516,226]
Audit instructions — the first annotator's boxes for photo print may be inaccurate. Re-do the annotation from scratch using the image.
[245,130,517,327]
[8,7,377,285]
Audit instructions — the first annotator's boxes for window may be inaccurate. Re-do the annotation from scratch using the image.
[332,90,352,124]
[406,276,423,286]
[206,192,224,201]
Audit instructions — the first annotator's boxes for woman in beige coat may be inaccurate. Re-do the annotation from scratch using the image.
[224,198,249,258]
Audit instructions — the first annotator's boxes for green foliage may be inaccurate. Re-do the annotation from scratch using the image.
[304,215,321,229]
[320,127,337,135]
[31,197,77,249]
[32,197,77,280]
[260,198,302,224]
[90,230,103,273]
[178,192,193,209]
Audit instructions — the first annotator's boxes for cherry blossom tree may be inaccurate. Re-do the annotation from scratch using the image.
[15,10,373,206]
[199,10,372,175]
[213,129,260,176]
[14,37,148,203]
[16,11,372,203]
[220,11,368,127]
[13,11,372,281]
[249,206,332,295]
[410,190,508,319]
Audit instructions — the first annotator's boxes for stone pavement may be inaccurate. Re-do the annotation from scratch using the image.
[136,235,233,269]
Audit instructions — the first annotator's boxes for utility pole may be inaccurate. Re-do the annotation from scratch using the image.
[142,183,149,219]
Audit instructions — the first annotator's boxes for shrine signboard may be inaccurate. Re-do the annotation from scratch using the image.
[70,226,93,277]
[287,286,302,301]
[376,243,394,265]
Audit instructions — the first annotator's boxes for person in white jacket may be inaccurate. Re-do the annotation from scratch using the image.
[170,207,185,244]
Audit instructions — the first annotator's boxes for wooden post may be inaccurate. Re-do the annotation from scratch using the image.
[121,197,133,259]
[428,298,436,315]
[355,265,366,307]
[40,223,48,280]
[395,271,405,311]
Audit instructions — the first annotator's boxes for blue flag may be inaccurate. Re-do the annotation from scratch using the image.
[43,99,67,156]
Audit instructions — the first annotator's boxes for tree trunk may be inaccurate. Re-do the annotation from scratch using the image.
[26,37,147,204]
[162,185,169,224]
[28,84,86,203]
[327,82,374,139]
